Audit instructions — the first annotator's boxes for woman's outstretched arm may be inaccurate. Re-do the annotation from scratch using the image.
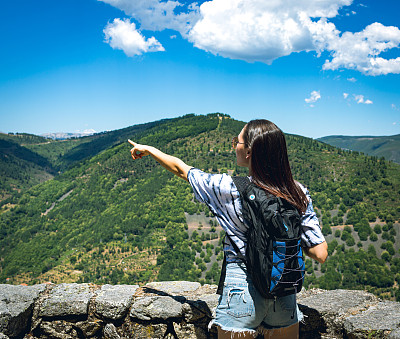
[128,139,192,181]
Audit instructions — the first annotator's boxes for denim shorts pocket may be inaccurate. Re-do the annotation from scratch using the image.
[223,285,254,318]
[277,294,296,312]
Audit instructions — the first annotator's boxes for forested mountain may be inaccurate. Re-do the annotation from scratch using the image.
[318,134,400,164]
[0,134,55,200]
[1,114,399,302]
[0,120,168,198]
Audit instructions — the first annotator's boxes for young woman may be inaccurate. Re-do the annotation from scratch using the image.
[129,119,327,339]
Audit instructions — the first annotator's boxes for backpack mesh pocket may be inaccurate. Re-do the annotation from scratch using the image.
[270,239,305,295]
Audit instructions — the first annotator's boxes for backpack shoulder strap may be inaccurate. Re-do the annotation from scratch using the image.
[216,251,227,295]
[232,176,251,196]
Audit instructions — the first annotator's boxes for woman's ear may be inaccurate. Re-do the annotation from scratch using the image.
[246,149,251,159]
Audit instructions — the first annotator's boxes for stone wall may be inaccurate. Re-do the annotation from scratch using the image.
[1,282,400,339]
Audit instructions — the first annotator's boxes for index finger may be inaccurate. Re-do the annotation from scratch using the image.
[128,139,136,146]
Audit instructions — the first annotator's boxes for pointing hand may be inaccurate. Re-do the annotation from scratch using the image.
[128,139,150,160]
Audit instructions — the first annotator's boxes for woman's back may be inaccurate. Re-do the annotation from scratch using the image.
[129,118,328,338]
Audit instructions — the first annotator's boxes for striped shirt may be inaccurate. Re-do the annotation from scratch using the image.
[188,168,325,262]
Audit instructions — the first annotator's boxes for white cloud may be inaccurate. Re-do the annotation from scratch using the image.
[347,77,357,82]
[305,90,321,106]
[354,95,364,103]
[320,22,400,75]
[392,104,399,110]
[189,0,351,64]
[354,94,373,104]
[104,18,165,56]
[344,92,373,104]
[99,0,200,35]
[99,0,400,75]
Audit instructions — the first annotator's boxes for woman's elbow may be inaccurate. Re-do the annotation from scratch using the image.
[317,253,328,264]
[305,241,328,264]
[316,242,328,263]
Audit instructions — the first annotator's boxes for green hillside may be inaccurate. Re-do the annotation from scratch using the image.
[23,119,168,171]
[317,134,400,164]
[0,120,168,199]
[0,135,55,200]
[0,114,399,302]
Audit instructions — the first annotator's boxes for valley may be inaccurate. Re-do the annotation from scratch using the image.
[1,113,399,302]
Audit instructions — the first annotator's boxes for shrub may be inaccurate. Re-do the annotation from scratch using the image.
[346,236,355,247]
[322,223,332,235]
[369,232,378,242]
[359,232,368,241]
[381,251,391,262]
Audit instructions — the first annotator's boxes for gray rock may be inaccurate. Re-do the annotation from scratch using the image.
[2,282,400,339]
[103,323,121,339]
[128,322,169,339]
[75,320,103,336]
[183,294,220,322]
[130,296,185,321]
[95,284,139,320]
[298,289,378,314]
[39,320,78,339]
[173,322,209,339]
[145,281,201,295]
[196,294,219,315]
[39,283,93,317]
[0,284,46,337]
[388,328,400,339]
[343,301,400,339]
[298,289,379,338]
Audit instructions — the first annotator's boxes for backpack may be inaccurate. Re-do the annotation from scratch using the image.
[217,176,305,299]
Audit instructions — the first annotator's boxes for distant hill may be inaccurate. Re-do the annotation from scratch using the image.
[0,135,56,199]
[41,130,97,140]
[317,134,400,164]
[0,120,167,198]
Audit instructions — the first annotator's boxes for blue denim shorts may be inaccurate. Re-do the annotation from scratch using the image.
[214,262,303,334]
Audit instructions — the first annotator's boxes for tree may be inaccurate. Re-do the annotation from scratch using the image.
[374,224,382,234]
[369,232,378,242]
[381,251,391,262]
[346,236,355,247]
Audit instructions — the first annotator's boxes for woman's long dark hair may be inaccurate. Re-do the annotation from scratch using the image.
[243,119,308,214]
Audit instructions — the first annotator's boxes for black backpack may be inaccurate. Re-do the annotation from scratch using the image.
[217,176,305,299]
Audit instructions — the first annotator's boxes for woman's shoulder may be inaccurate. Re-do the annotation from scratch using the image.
[188,168,235,188]
[295,181,309,194]
[189,168,232,180]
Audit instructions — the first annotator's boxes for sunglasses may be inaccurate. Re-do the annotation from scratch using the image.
[232,136,245,149]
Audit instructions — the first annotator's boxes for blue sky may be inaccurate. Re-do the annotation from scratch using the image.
[0,0,399,139]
